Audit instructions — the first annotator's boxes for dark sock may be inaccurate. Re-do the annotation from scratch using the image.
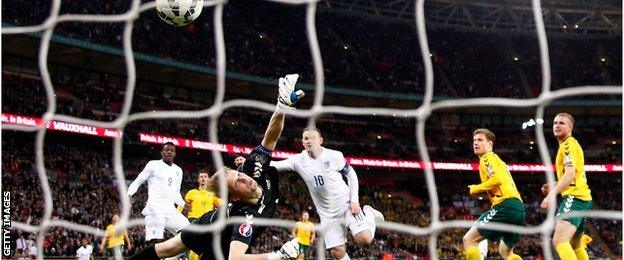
[128,244,159,260]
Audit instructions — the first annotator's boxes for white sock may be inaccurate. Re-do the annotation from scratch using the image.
[478,239,488,259]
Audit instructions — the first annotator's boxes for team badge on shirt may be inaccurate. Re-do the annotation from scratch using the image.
[238,223,253,237]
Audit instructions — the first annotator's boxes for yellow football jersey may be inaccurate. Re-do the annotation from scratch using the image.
[294,221,315,245]
[185,188,223,219]
[556,136,591,201]
[105,224,127,248]
[472,151,522,206]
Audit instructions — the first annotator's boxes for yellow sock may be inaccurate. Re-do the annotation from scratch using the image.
[507,252,522,260]
[555,242,577,260]
[574,247,589,260]
[465,246,481,260]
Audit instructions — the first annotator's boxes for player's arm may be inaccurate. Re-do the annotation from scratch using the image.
[468,174,501,195]
[291,225,298,238]
[310,228,316,244]
[269,158,295,172]
[261,74,305,150]
[174,171,186,207]
[541,164,576,209]
[229,239,299,260]
[124,231,132,251]
[337,152,361,214]
[344,166,361,214]
[127,161,154,197]
[541,144,579,208]
[99,232,108,252]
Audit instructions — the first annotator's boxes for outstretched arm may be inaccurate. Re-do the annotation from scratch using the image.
[260,111,286,151]
[128,162,153,197]
[261,74,304,150]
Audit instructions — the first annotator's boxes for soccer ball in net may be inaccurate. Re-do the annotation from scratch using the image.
[155,0,204,27]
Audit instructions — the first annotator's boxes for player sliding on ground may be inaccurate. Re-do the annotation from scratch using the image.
[270,126,384,260]
[463,128,526,260]
[129,74,305,260]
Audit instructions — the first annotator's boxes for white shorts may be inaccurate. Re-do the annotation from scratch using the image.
[144,212,190,241]
[321,207,370,249]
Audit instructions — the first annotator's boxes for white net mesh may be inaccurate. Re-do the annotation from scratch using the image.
[2,0,622,259]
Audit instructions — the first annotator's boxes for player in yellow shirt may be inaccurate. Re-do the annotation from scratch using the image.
[184,170,223,260]
[292,211,315,260]
[99,214,132,260]
[463,128,525,260]
[540,113,593,260]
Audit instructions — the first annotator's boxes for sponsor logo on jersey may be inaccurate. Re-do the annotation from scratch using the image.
[239,223,253,237]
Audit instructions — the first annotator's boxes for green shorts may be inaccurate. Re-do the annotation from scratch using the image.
[105,245,124,256]
[298,243,310,254]
[476,198,526,248]
[557,196,592,235]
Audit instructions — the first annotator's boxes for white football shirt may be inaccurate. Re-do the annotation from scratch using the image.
[76,245,93,260]
[271,148,352,219]
[128,159,185,216]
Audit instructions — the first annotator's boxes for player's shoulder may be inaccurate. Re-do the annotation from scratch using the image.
[322,147,344,158]
[565,136,581,147]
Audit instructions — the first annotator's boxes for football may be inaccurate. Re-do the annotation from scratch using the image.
[155,0,204,27]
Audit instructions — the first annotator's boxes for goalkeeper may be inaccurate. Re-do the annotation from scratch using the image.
[463,129,526,260]
[129,74,305,260]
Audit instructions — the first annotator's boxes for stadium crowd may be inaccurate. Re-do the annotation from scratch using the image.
[2,1,621,98]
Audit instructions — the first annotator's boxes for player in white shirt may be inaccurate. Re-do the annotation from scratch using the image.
[127,142,190,242]
[76,238,94,260]
[271,127,385,260]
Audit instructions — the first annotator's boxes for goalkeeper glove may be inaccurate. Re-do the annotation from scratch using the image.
[267,238,299,260]
[277,74,305,109]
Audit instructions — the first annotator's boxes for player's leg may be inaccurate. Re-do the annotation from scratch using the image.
[165,212,191,234]
[348,205,384,245]
[129,234,188,259]
[144,214,167,242]
[477,239,488,259]
[499,235,522,260]
[163,214,191,260]
[347,210,372,245]
[553,219,578,260]
[571,220,589,260]
[324,219,349,259]
[297,244,309,260]
[463,226,486,260]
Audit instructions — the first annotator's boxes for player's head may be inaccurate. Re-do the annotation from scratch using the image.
[197,170,210,188]
[112,214,119,223]
[81,238,88,246]
[302,126,323,153]
[473,128,495,156]
[301,211,309,221]
[161,142,176,164]
[208,167,259,202]
[553,113,574,140]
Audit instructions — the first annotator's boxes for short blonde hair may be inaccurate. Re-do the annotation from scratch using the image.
[207,167,233,194]
[473,128,496,143]
[555,112,575,126]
